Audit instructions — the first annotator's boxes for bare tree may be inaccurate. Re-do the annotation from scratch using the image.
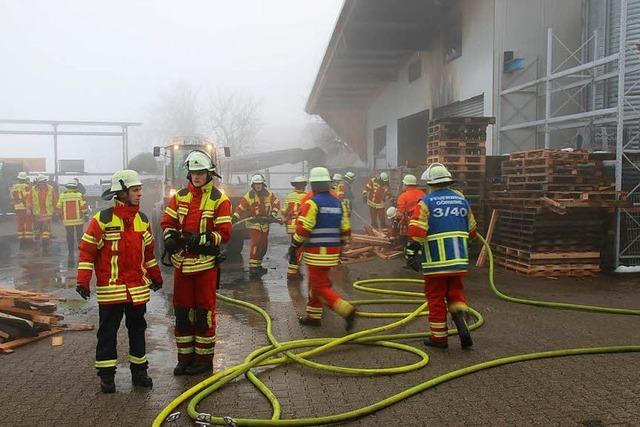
[205,89,261,155]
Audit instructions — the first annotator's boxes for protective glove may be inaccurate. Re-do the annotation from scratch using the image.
[164,231,182,255]
[404,241,423,272]
[288,245,298,265]
[362,195,368,205]
[185,232,212,252]
[76,285,90,300]
[231,215,239,224]
[149,281,162,292]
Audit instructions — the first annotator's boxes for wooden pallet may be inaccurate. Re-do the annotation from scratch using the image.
[427,147,486,157]
[494,257,600,277]
[427,140,485,149]
[508,149,589,161]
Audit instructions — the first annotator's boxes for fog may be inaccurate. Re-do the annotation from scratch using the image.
[0,0,343,174]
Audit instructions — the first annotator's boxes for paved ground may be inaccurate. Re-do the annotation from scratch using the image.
[0,220,639,427]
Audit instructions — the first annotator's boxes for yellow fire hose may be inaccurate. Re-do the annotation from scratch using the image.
[153,234,640,426]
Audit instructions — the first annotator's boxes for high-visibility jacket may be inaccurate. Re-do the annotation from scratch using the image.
[10,182,30,211]
[333,182,345,200]
[233,188,280,232]
[363,178,391,209]
[408,188,477,277]
[77,200,162,305]
[397,186,426,219]
[281,190,306,234]
[57,189,87,226]
[31,185,56,217]
[293,191,350,267]
[161,180,232,274]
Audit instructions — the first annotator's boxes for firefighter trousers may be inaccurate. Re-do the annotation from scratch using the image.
[65,224,83,251]
[15,210,33,241]
[287,239,304,277]
[249,229,269,269]
[369,207,386,230]
[34,218,52,241]
[173,267,218,364]
[305,265,354,321]
[95,302,148,376]
[424,275,468,343]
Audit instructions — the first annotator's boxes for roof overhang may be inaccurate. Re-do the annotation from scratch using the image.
[306,0,444,113]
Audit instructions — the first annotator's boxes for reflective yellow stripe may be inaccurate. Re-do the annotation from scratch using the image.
[429,322,447,328]
[78,262,94,270]
[195,336,216,344]
[214,216,231,224]
[128,354,148,364]
[82,233,98,245]
[95,359,117,368]
[176,336,195,343]
[165,207,178,219]
[144,259,158,268]
[195,347,215,355]
[109,240,119,285]
[177,347,194,354]
[409,219,428,229]
[426,231,469,241]
[432,331,449,337]
[422,259,469,268]
[96,285,127,293]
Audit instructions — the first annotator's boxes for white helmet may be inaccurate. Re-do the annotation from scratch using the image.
[402,174,418,186]
[386,206,397,220]
[65,179,78,188]
[291,176,307,185]
[332,173,344,181]
[379,171,389,182]
[36,174,48,183]
[251,174,266,185]
[421,163,454,185]
[309,167,332,182]
[17,172,27,180]
[183,150,220,177]
[344,171,356,183]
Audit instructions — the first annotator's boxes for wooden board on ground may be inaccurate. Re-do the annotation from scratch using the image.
[0,328,63,354]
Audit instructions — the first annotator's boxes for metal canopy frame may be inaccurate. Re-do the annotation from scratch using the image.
[497,0,640,268]
[0,119,141,184]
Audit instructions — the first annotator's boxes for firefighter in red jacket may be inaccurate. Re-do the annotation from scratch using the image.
[10,172,33,248]
[161,150,232,376]
[76,169,162,393]
[282,176,307,279]
[292,167,356,331]
[57,178,88,256]
[362,172,392,230]
[406,163,477,350]
[30,175,57,254]
[232,174,281,278]
[393,174,425,244]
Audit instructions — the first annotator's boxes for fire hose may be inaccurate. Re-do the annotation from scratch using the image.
[154,234,640,426]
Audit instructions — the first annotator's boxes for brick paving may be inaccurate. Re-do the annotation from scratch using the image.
[0,226,639,426]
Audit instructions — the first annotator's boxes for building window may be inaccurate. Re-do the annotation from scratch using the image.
[373,126,387,160]
[408,59,422,83]
[443,9,462,63]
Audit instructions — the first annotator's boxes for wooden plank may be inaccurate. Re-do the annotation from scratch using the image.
[0,328,63,354]
[342,246,374,257]
[476,210,499,268]
[51,335,64,346]
[0,304,64,325]
[59,323,95,331]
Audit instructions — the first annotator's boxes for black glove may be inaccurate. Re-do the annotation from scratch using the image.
[404,241,423,272]
[149,281,162,292]
[185,232,211,251]
[288,245,298,265]
[362,195,368,205]
[164,231,183,255]
[76,285,90,300]
[231,216,239,224]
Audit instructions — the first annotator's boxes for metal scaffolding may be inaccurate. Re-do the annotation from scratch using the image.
[497,0,640,268]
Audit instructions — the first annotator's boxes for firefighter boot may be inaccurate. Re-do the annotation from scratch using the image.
[344,309,357,332]
[173,361,191,376]
[99,374,116,394]
[423,338,448,349]
[131,369,153,388]
[451,311,473,349]
[185,361,213,376]
[298,317,321,327]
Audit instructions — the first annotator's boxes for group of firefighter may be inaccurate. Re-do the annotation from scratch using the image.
[10,173,88,255]
[10,149,478,394]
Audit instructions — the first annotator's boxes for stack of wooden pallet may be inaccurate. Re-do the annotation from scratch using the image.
[0,288,93,354]
[487,149,628,277]
[426,117,495,228]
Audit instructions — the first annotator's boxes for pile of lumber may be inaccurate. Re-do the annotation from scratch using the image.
[426,117,496,228]
[0,288,93,354]
[486,149,629,277]
[342,227,403,264]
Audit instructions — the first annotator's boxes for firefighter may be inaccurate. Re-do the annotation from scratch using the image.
[406,163,477,350]
[292,167,356,331]
[10,172,33,248]
[161,150,232,376]
[394,174,425,245]
[76,169,163,393]
[362,171,392,230]
[282,176,308,279]
[332,173,345,200]
[57,178,88,256]
[343,171,356,210]
[30,175,57,253]
[232,174,281,278]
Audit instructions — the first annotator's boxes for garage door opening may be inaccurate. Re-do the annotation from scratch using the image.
[397,109,429,167]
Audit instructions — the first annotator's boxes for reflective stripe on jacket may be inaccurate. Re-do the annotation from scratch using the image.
[363,178,391,209]
[31,185,55,217]
[282,190,306,234]
[233,189,280,232]
[11,182,29,210]
[57,189,87,226]
[77,200,162,305]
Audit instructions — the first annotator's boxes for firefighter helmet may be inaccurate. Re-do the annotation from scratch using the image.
[421,163,454,185]
[102,170,142,200]
[402,174,418,186]
[332,173,344,181]
[17,172,27,180]
[379,171,389,182]
[291,176,307,185]
[65,179,78,188]
[308,167,332,182]
[344,171,356,183]
[250,174,266,185]
[386,206,397,220]
[183,150,216,172]
[36,174,48,183]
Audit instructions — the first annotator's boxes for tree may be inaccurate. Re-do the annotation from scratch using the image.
[204,89,262,155]
[145,81,202,147]
[128,152,161,174]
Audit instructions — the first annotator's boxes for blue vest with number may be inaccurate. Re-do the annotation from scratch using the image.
[305,192,343,248]
[421,188,471,275]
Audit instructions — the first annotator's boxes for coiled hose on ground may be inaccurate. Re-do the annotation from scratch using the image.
[153,234,640,426]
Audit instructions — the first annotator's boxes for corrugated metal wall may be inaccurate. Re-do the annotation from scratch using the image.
[433,94,485,119]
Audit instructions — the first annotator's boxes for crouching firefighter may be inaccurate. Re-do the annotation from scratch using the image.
[292,167,357,331]
[405,163,477,349]
[76,169,163,393]
[160,150,232,376]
